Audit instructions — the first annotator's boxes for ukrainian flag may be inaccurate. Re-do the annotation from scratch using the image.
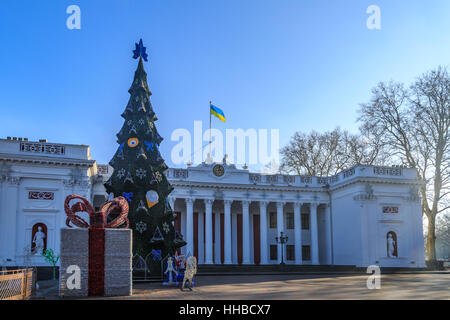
[210,104,226,122]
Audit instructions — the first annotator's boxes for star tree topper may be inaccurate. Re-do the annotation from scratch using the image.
[133,38,148,61]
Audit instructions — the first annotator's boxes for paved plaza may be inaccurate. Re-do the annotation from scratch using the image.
[38,272,450,300]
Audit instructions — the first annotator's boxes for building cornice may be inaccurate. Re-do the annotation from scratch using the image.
[169,175,423,193]
[0,153,96,167]
[170,180,326,193]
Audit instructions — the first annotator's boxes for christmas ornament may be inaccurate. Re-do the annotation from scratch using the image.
[136,168,146,179]
[122,192,133,202]
[124,172,134,183]
[117,149,125,160]
[145,190,159,208]
[132,38,148,61]
[116,168,126,179]
[162,222,170,234]
[175,230,184,241]
[136,200,149,215]
[125,104,133,114]
[136,221,147,234]
[129,125,137,134]
[151,249,162,261]
[136,146,147,159]
[154,171,163,182]
[151,226,164,242]
[127,137,139,148]
[144,141,154,151]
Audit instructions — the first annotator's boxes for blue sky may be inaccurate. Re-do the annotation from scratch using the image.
[0,0,449,170]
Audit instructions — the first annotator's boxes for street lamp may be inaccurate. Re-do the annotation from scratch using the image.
[275,231,288,265]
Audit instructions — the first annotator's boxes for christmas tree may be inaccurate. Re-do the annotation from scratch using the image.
[104,39,186,271]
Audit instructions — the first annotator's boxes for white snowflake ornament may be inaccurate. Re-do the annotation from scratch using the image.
[162,222,170,234]
[136,221,147,234]
[116,168,126,179]
[136,168,147,179]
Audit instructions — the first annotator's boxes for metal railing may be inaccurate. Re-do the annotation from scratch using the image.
[0,268,35,300]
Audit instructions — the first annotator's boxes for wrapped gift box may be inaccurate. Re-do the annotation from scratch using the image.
[59,227,132,297]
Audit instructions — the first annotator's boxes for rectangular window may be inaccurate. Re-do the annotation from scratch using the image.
[302,245,311,261]
[382,206,399,214]
[301,213,310,230]
[286,212,294,229]
[269,212,277,229]
[286,245,295,261]
[270,245,278,260]
[28,191,54,200]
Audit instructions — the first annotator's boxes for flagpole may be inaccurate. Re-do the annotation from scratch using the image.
[209,100,212,158]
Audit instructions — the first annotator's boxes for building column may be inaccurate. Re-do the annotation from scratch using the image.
[214,212,221,264]
[324,203,332,265]
[310,202,319,265]
[205,198,214,264]
[198,211,204,264]
[2,177,20,263]
[242,200,251,264]
[294,202,303,265]
[276,201,285,264]
[180,204,187,255]
[259,201,269,264]
[224,200,232,264]
[185,198,195,257]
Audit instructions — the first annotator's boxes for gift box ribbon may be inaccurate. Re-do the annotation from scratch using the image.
[64,195,129,296]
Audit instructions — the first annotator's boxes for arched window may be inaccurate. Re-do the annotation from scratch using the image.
[31,223,48,254]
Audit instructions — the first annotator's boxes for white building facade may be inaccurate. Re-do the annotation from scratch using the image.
[0,137,426,268]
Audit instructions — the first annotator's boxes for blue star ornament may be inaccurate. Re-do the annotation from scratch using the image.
[133,39,148,61]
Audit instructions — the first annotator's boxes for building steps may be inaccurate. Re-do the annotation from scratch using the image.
[196,264,359,275]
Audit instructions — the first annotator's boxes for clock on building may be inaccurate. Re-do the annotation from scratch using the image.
[212,164,225,177]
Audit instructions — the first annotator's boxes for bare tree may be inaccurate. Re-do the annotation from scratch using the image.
[260,159,282,175]
[358,66,450,264]
[435,214,450,259]
[280,127,385,176]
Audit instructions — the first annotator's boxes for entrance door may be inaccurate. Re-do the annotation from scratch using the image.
[237,215,243,264]
[220,213,224,264]
[253,215,261,265]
